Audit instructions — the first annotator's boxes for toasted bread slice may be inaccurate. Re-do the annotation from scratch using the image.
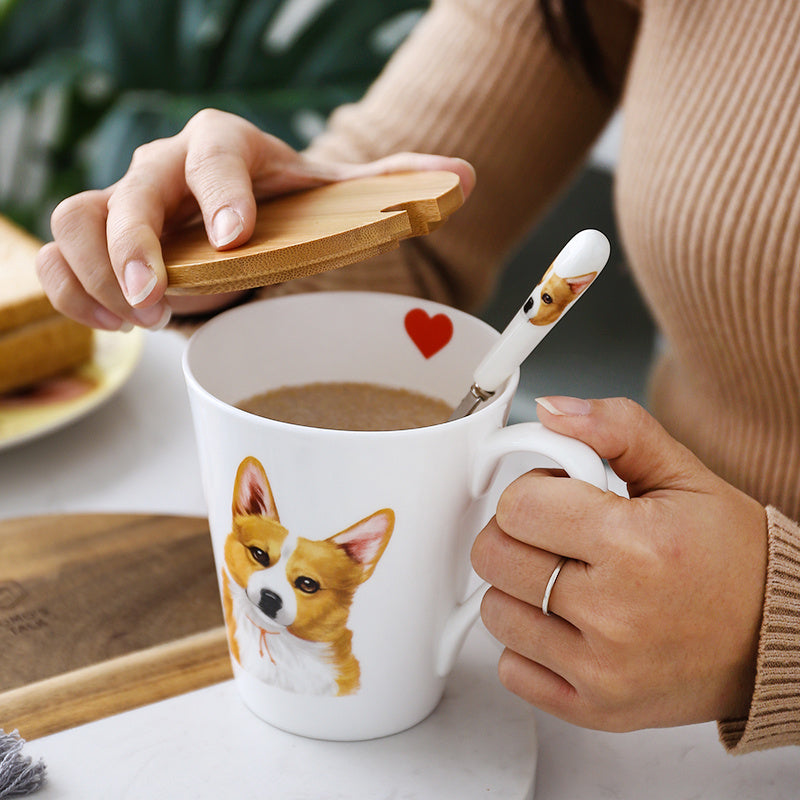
[0,216,54,333]
[0,215,93,394]
[0,315,93,394]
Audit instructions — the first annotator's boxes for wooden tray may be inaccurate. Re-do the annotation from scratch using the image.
[161,170,463,294]
[0,513,231,739]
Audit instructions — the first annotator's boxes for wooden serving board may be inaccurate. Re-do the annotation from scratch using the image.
[0,513,232,739]
[161,170,463,294]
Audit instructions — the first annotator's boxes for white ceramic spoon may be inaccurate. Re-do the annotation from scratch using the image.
[449,229,611,420]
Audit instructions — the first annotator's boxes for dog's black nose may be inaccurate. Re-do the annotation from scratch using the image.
[258,589,283,619]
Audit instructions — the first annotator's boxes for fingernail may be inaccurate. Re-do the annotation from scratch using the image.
[93,306,126,331]
[147,305,172,331]
[123,260,158,306]
[211,206,244,248]
[133,303,171,330]
[536,396,592,416]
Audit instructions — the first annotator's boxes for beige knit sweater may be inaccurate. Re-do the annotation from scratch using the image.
[234,0,800,753]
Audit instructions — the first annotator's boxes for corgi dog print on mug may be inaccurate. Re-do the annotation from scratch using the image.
[222,456,393,697]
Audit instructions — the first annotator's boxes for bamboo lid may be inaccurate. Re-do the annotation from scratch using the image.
[162,170,463,295]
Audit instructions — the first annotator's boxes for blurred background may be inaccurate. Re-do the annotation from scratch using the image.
[0,0,431,235]
[0,0,656,411]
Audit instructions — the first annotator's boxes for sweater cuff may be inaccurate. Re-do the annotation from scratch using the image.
[718,506,800,753]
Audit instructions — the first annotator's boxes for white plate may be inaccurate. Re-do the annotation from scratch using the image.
[0,328,144,451]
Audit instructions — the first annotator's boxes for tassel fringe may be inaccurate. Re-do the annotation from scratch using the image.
[0,730,46,798]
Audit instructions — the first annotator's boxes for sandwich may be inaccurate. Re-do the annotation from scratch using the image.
[0,215,93,395]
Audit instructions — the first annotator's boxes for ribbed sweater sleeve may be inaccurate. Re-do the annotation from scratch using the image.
[718,506,800,753]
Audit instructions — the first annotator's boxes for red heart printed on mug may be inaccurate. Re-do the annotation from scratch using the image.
[404,308,453,359]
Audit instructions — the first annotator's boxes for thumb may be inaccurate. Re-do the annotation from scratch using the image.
[535,396,708,497]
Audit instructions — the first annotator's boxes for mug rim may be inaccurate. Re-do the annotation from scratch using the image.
[181,291,520,438]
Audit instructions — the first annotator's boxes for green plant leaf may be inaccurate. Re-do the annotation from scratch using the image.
[0,0,431,235]
[0,0,87,72]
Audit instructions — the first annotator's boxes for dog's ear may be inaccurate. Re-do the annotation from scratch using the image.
[232,456,279,521]
[565,270,597,297]
[331,509,394,582]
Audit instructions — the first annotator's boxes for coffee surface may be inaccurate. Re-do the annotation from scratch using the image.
[237,381,453,431]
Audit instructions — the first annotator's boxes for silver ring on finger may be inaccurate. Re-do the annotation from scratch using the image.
[541,556,569,616]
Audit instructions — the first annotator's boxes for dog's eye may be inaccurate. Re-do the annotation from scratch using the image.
[541,292,553,304]
[523,296,534,313]
[248,546,270,567]
[294,576,320,594]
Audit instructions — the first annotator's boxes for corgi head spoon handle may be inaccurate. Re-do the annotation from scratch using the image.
[448,229,610,421]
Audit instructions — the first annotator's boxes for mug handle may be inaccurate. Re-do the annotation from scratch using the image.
[435,422,608,677]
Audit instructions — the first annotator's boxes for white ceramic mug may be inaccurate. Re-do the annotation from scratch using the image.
[183,291,607,741]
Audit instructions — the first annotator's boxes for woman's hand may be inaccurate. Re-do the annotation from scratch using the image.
[36,108,475,330]
[471,396,768,731]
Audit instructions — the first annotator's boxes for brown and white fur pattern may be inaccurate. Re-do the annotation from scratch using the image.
[523,263,597,326]
[222,456,393,696]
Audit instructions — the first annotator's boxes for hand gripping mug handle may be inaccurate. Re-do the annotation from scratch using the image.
[435,422,608,677]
